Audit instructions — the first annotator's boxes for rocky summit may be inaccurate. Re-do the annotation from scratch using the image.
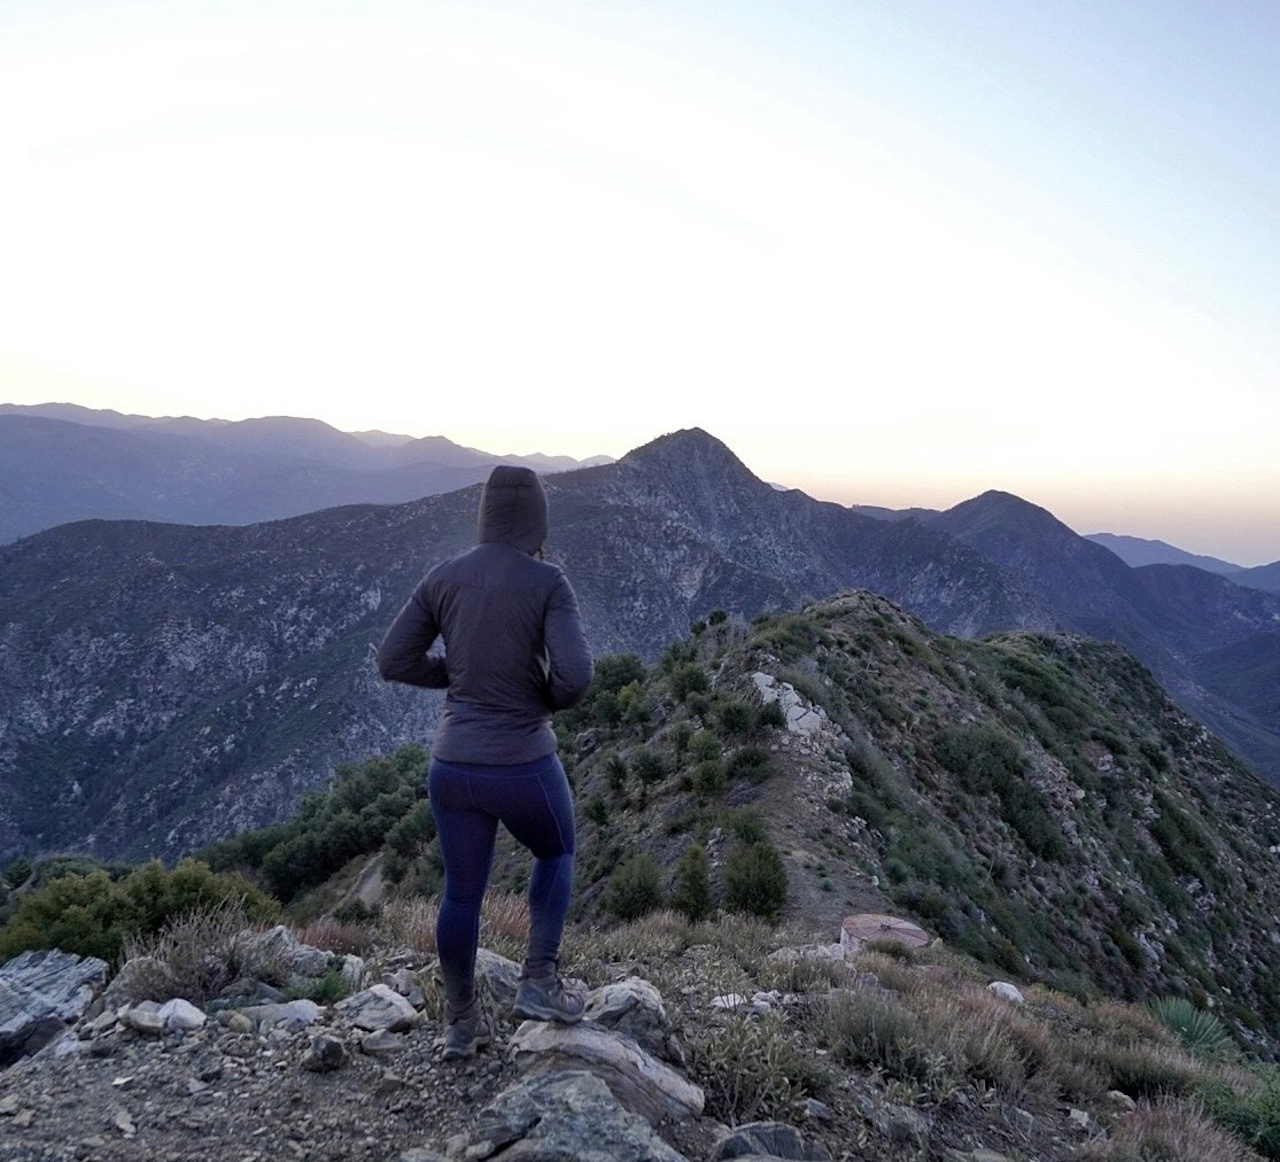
[0,920,1168,1162]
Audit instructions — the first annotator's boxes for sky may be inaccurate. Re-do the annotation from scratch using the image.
[2,1,1277,565]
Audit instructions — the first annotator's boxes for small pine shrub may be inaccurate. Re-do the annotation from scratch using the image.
[724,841,787,922]
[583,793,610,827]
[670,843,714,922]
[606,852,666,921]
[721,807,768,845]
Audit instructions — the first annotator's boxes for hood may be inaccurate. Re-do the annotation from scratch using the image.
[477,465,548,554]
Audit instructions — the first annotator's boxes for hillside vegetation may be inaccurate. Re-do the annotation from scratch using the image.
[7,590,1280,1159]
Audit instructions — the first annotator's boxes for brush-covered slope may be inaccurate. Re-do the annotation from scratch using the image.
[546,592,1280,1044]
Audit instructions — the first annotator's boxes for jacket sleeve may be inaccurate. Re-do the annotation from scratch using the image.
[376,581,449,688]
[544,572,593,710]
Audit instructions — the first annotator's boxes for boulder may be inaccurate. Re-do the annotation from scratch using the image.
[713,1119,831,1160]
[584,977,684,1065]
[336,983,418,1032]
[508,1019,704,1125]
[462,1069,690,1162]
[0,949,107,1065]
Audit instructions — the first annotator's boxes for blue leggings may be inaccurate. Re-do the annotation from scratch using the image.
[428,754,576,1007]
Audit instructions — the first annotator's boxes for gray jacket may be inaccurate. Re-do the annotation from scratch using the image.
[377,467,592,764]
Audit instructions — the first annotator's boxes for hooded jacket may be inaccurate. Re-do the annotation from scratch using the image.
[377,466,593,764]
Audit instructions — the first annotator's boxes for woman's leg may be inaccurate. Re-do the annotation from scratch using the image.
[463,755,576,971]
[428,758,500,1009]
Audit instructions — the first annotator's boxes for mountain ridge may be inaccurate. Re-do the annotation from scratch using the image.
[2,427,1279,864]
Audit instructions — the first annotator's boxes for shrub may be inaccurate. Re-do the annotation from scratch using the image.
[692,760,727,797]
[726,745,771,783]
[717,700,754,737]
[721,807,769,845]
[1200,1065,1280,1159]
[606,852,666,921]
[116,899,287,1003]
[4,857,32,889]
[687,1012,808,1125]
[670,663,710,701]
[724,841,787,922]
[1149,996,1237,1060]
[0,859,278,965]
[630,748,666,787]
[1084,1097,1260,1162]
[670,843,714,922]
[754,701,786,731]
[688,730,722,763]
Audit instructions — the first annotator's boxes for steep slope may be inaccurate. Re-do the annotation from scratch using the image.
[552,591,1280,1041]
[930,491,1280,779]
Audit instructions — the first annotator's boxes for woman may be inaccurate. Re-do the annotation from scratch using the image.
[377,465,593,1060]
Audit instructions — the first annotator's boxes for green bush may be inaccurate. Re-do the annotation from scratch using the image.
[726,744,772,783]
[717,700,754,736]
[670,843,714,922]
[3,857,32,890]
[1200,1066,1280,1159]
[0,858,278,964]
[630,748,666,787]
[724,841,787,922]
[670,663,710,701]
[606,852,666,921]
[754,701,786,730]
[692,760,727,797]
[688,730,722,763]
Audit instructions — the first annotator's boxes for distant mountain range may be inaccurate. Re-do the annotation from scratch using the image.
[2,424,1278,864]
[0,403,611,544]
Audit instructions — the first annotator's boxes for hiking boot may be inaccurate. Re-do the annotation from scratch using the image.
[512,969,586,1024]
[441,999,492,1062]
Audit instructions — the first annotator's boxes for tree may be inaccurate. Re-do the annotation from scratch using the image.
[606,852,665,921]
[724,841,787,922]
[670,843,714,922]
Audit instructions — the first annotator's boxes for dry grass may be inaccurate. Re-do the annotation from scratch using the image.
[295,916,380,957]
[1081,1097,1264,1162]
[117,901,284,1004]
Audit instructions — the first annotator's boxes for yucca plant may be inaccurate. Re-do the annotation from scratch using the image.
[1149,996,1237,1060]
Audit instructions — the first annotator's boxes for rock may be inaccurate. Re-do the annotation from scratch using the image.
[119,1002,166,1037]
[336,983,418,1032]
[856,1095,931,1143]
[236,999,322,1033]
[462,1069,689,1161]
[301,1034,347,1073]
[584,978,683,1066]
[0,949,108,1064]
[1068,1108,1095,1132]
[712,1119,831,1160]
[361,1029,410,1055]
[475,948,522,1008]
[987,982,1025,1004]
[508,1019,704,1124]
[158,998,207,1032]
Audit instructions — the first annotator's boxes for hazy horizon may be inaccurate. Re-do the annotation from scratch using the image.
[3,2,1276,565]
[6,399,1275,568]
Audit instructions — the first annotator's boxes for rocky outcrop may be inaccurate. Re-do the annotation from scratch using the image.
[0,949,107,1065]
